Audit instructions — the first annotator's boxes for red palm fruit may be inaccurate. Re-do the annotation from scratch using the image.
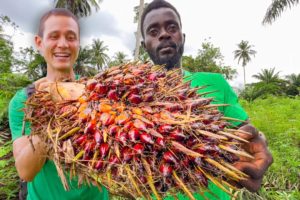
[115,131,127,145]
[123,121,133,131]
[99,143,110,158]
[156,138,165,148]
[128,94,143,104]
[177,89,188,100]
[121,147,133,162]
[163,151,178,164]
[158,124,174,134]
[133,143,144,154]
[94,130,102,144]
[169,128,186,141]
[107,90,118,101]
[132,68,143,76]
[108,124,119,135]
[100,112,115,126]
[139,176,147,184]
[115,111,130,125]
[84,122,96,134]
[133,119,147,132]
[84,141,95,154]
[159,163,173,177]
[94,159,105,170]
[88,91,99,101]
[128,128,139,142]
[129,84,142,94]
[143,92,154,102]
[94,83,108,95]
[108,154,120,165]
[75,135,87,146]
[148,72,158,81]
[181,157,192,168]
[166,103,183,112]
[86,79,97,91]
[140,132,154,144]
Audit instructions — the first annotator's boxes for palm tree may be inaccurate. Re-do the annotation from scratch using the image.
[263,0,299,25]
[233,40,257,87]
[90,39,109,71]
[133,0,145,60]
[286,73,300,86]
[108,51,129,67]
[54,0,102,17]
[252,68,281,84]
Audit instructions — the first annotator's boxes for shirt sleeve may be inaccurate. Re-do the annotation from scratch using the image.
[9,89,31,141]
[215,75,248,127]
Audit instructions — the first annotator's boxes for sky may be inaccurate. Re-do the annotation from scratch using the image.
[1,0,299,87]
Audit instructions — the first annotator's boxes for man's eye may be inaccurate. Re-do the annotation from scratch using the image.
[49,34,58,39]
[148,29,159,37]
[67,35,76,41]
[168,24,178,33]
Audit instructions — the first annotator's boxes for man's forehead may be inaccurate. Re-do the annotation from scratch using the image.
[144,7,181,28]
[43,15,79,33]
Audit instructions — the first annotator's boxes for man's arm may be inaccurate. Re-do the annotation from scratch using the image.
[13,135,47,181]
[10,78,50,181]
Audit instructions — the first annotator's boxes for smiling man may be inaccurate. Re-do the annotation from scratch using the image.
[9,8,108,200]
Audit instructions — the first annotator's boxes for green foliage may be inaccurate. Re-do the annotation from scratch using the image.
[285,73,300,96]
[0,141,18,200]
[14,47,46,80]
[0,73,31,99]
[109,51,129,67]
[0,38,13,74]
[238,97,300,199]
[90,39,109,71]
[182,41,237,80]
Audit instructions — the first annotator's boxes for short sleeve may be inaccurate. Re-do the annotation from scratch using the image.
[9,89,31,141]
[185,71,248,127]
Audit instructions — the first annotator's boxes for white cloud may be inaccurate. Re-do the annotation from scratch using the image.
[1,0,300,87]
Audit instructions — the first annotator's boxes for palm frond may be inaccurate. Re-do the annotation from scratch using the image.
[262,0,299,25]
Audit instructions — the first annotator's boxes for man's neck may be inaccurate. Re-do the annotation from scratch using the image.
[46,66,75,82]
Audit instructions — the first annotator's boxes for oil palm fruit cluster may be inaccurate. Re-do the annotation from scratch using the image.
[25,63,252,199]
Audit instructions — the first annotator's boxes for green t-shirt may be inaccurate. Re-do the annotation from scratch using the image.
[9,88,109,200]
[164,71,248,200]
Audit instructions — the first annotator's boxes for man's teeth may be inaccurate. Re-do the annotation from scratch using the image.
[54,53,70,57]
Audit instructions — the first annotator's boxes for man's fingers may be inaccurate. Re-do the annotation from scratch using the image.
[237,124,259,140]
[233,161,264,180]
[238,177,262,192]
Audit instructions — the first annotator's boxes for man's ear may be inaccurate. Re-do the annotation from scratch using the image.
[34,35,43,55]
[183,33,186,46]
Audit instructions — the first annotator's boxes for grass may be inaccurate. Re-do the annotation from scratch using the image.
[237,96,300,200]
[0,96,299,199]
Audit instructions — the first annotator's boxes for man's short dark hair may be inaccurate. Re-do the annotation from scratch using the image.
[38,8,79,37]
[140,0,182,39]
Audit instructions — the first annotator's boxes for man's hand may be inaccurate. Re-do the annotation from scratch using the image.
[233,124,273,192]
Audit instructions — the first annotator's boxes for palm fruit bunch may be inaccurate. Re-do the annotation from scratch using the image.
[25,63,253,199]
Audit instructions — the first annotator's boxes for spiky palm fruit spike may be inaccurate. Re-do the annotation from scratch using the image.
[25,62,251,199]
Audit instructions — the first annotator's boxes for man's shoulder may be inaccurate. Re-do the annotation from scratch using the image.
[184,71,227,86]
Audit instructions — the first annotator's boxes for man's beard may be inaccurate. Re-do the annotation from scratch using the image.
[148,42,184,70]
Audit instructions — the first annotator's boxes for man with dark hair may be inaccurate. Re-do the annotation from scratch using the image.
[141,0,273,199]
[9,8,108,200]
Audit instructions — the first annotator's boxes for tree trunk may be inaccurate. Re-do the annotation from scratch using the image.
[243,66,246,88]
[134,0,144,61]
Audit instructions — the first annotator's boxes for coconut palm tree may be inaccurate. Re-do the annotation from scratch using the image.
[54,0,102,17]
[90,39,109,71]
[233,40,257,87]
[263,0,299,25]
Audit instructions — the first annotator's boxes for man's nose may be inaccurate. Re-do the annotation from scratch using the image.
[57,37,68,48]
[159,29,171,41]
